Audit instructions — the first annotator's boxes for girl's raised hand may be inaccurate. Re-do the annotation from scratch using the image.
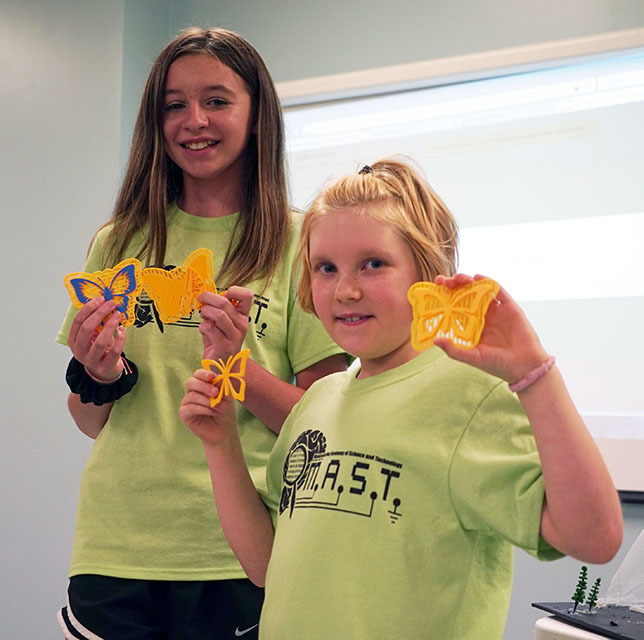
[67,296,126,382]
[179,368,238,447]
[198,286,254,361]
[432,274,550,384]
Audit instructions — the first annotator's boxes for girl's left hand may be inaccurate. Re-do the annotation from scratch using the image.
[198,286,254,361]
[179,368,238,447]
[432,274,549,383]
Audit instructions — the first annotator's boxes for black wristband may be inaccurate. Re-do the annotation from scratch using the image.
[65,354,138,405]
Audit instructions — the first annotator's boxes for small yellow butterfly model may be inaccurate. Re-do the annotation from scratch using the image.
[63,257,143,327]
[141,248,217,324]
[407,277,500,351]
[202,349,251,408]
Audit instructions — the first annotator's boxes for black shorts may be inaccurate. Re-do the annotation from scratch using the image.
[57,575,264,639]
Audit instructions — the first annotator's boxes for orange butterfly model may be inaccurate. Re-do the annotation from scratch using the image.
[201,349,251,408]
[141,248,218,324]
[63,257,143,327]
[407,277,500,351]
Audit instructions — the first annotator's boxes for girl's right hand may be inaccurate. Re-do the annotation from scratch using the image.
[67,296,126,382]
[179,368,238,447]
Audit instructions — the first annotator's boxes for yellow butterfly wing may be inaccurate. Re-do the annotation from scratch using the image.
[141,249,216,323]
[408,278,499,350]
[63,257,142,327]
[141,267,198,323]
[407,282,451,351]
[202,349,251,407]
[185,248,217,305]
[445,280,500,347]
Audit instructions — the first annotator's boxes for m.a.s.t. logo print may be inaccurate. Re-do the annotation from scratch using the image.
[280,430,403,524]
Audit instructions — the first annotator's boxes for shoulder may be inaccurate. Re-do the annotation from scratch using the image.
[307,368,348,391]
[88,222,115,252]
[285,210,304,243]
[270,210,305,276]
[430,353,503,392]
[291,369,348,412]
[402,350,516,419]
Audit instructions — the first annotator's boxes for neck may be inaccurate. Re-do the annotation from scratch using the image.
[179,175,243,218]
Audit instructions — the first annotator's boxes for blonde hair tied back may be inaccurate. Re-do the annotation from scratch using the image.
[297,156,459,314]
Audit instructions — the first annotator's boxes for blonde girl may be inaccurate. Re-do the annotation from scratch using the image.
[180,157,622,639]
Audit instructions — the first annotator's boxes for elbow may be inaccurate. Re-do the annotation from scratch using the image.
[570,512,624,565]
[250,575,265,588]
[544,499,624,564]
[245,566,267,588]
[591,515,623,564]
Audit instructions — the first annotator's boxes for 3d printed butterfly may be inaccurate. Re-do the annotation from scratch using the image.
[201,349,251,408]
[63,258,143,327]
[407,278,500,351]
[141,248,217,324]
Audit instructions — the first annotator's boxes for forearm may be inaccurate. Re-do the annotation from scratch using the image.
[67,393,112,439]
[203,437,274,586]
[518,367,622,563]
[242,354,347,434]
[241,360,305,434]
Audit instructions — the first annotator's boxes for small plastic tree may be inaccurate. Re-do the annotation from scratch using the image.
[586,577,601,612]
[572,565,588,613]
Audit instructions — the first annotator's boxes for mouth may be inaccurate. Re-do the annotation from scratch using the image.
[181,140,218,150]
[337,314,371,325]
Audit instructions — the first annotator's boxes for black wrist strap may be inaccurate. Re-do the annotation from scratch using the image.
[66,354,138,405]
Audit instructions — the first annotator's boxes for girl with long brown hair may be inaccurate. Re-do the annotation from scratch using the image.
[56,27,345,639]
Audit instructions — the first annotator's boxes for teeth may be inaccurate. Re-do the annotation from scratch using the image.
[343,316,362,323]
[184,141,215,150]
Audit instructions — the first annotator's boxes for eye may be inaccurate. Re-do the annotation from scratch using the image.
[207,97,229,108]
[164,101,184,112]
[363,258,385,271]
[314,262,336,275]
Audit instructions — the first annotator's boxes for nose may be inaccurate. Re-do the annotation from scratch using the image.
[334,273,361,302]
[184,102,208,129]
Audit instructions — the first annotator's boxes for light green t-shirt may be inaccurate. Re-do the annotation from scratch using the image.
[57,205,344,580]
[260,347,562,639]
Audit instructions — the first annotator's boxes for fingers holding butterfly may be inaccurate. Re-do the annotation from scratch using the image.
[179,368,237,446]
[68,296,127,380]
[433,275,548,382]
[198,286,253,361]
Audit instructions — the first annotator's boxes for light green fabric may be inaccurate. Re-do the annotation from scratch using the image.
[260,347,562,639]
[57,205,344,580]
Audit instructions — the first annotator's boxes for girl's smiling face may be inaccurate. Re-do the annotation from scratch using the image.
[309,206,422,378]
[162,53,254,196]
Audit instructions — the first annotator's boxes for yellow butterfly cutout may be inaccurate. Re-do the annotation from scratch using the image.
[407,278,500,351]
[202,349,251,408]
[63,257,143,328]
[141,248,217,324]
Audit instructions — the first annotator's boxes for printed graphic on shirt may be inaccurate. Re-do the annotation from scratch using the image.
[280,429,403,524]
[132,265,272,339]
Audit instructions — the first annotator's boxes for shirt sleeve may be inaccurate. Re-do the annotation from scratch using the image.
[449,382,563,560]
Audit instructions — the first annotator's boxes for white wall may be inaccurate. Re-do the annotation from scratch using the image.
[0,2,124,636]
[169,0,644,81]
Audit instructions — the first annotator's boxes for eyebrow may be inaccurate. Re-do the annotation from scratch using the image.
[164,84,236,96]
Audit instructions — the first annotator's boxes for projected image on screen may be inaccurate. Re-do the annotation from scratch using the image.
[284,49,644,491]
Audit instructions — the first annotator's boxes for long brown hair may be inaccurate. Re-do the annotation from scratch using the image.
[102,27,289,287]
[297,157,459,314]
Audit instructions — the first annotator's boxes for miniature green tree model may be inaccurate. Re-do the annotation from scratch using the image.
[586,577,601,612]
[572,565,588,613]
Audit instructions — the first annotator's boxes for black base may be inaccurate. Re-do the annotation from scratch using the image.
[532,602,644,640]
